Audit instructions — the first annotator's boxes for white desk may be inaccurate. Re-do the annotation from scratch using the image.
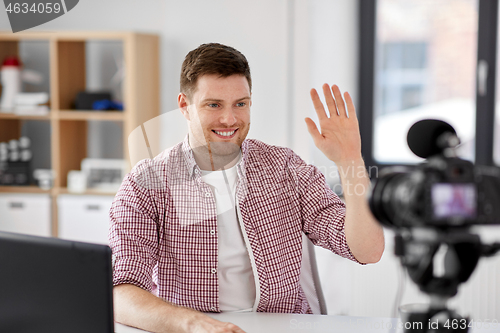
[115,313,500,333]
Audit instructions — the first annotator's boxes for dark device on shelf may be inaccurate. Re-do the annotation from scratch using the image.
[0,161,30,185]
[0,231,114,333]
[74,91,112,110]
[368,119,500,332]
[0,138,32,186]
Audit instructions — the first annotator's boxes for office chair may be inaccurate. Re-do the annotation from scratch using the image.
[300,233,328,315]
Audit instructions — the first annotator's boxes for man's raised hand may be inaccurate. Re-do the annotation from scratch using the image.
[305,84,363,166]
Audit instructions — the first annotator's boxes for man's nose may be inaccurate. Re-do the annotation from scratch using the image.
[219,107,237,126]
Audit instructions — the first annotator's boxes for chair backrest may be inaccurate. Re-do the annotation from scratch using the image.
[300,233,328,315]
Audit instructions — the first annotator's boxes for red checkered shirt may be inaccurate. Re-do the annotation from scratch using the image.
[109,136,360,314]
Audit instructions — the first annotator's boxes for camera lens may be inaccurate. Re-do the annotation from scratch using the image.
[369,169,413,228]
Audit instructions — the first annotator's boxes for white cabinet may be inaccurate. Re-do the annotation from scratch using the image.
[58,194,114,245]
[0,194,51,237]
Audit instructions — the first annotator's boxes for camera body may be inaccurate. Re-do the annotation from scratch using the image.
[369,155,500,229]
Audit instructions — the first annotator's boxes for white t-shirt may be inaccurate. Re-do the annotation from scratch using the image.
[200,161,256,312]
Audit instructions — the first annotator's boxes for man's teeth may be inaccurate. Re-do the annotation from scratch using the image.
[214,130,236,137]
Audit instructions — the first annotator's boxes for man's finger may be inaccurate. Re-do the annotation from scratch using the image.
[310,88,328,121]
[322,83,339,117]
[305,117,323,146]
[223,322,246,333]
[331,85,347,118]
[344,91,357,120]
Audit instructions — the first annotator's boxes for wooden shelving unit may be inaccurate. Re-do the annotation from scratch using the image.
[0,31,160,236]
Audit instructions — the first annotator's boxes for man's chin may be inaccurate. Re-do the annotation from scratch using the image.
[208,141,241,157]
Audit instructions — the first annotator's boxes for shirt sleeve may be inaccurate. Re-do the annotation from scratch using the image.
[288,152,363,264]
[109,160,164,291]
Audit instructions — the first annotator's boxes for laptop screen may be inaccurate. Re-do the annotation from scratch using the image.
[0,231,114,333]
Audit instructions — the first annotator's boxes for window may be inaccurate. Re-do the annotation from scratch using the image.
[359,0,497,167]
[379,42,428,115]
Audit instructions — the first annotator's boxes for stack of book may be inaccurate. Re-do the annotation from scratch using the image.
[14,92,49,116]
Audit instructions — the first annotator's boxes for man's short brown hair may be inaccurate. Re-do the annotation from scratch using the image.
[180,43,252,100]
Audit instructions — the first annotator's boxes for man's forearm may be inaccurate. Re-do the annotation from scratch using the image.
[114,284,246,333]
[114,284,197,332]
[338,158,385,264]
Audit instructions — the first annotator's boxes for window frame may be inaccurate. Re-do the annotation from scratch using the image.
[357,0,499,169]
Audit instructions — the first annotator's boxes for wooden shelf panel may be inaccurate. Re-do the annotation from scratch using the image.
[0,186,51,194]
[57,110,125,121]
[0,118,22,142]
[0,186,116,196]
[0,112,51,120]
[0,111,124,121]
[56,187,117,196]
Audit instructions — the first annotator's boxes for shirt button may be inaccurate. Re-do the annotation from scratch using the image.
[211,268,217,274]
[210,230,216,235]
[205,192,211,197]
[210,306,216,311]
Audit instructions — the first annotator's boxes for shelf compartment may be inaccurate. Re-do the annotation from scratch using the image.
[57,41,86,110]
[58,120,87,188]
[0,40,19,68]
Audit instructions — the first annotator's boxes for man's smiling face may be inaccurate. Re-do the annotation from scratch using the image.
[179,74,251,169]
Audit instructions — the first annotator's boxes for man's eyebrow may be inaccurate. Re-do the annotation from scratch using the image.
[200,96,251,103]
[201,98,224,103]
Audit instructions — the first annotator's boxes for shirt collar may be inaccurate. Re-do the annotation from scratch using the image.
[181,134,250,178]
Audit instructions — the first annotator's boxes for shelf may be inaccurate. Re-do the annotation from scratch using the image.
[55,187,117,196]
[0,31,159,237]
[0,186,51,194]
[0,111,124,121]
[57,110,125,121]
[0,112,51,120]
[0,186,118,196]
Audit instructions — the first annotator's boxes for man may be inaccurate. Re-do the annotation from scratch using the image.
[110,43,384,333]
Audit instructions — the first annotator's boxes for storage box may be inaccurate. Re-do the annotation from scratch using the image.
[58,194,114,245]
[0,194,51,236]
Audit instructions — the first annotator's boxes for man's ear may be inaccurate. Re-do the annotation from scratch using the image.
[178,93,190,121]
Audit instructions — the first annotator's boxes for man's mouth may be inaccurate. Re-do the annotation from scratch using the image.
[212,129,238,138]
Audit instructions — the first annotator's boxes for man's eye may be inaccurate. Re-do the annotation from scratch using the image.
[236,102,246,107]
[208,103,219,108]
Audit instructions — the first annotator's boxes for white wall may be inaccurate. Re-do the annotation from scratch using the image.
[157,0,290,153]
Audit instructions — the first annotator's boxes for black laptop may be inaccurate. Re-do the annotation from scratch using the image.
[0,231,114,333]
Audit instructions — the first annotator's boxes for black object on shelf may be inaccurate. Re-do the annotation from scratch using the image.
[0,161,31,186]
[74,91,112,110]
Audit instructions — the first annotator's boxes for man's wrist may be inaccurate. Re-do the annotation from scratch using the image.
[335,156,365,170]
[336,157,368,181]
[175,306,208,332]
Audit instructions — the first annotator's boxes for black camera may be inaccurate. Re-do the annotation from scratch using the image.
[367,119,500,333]
[369,119,500,229]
